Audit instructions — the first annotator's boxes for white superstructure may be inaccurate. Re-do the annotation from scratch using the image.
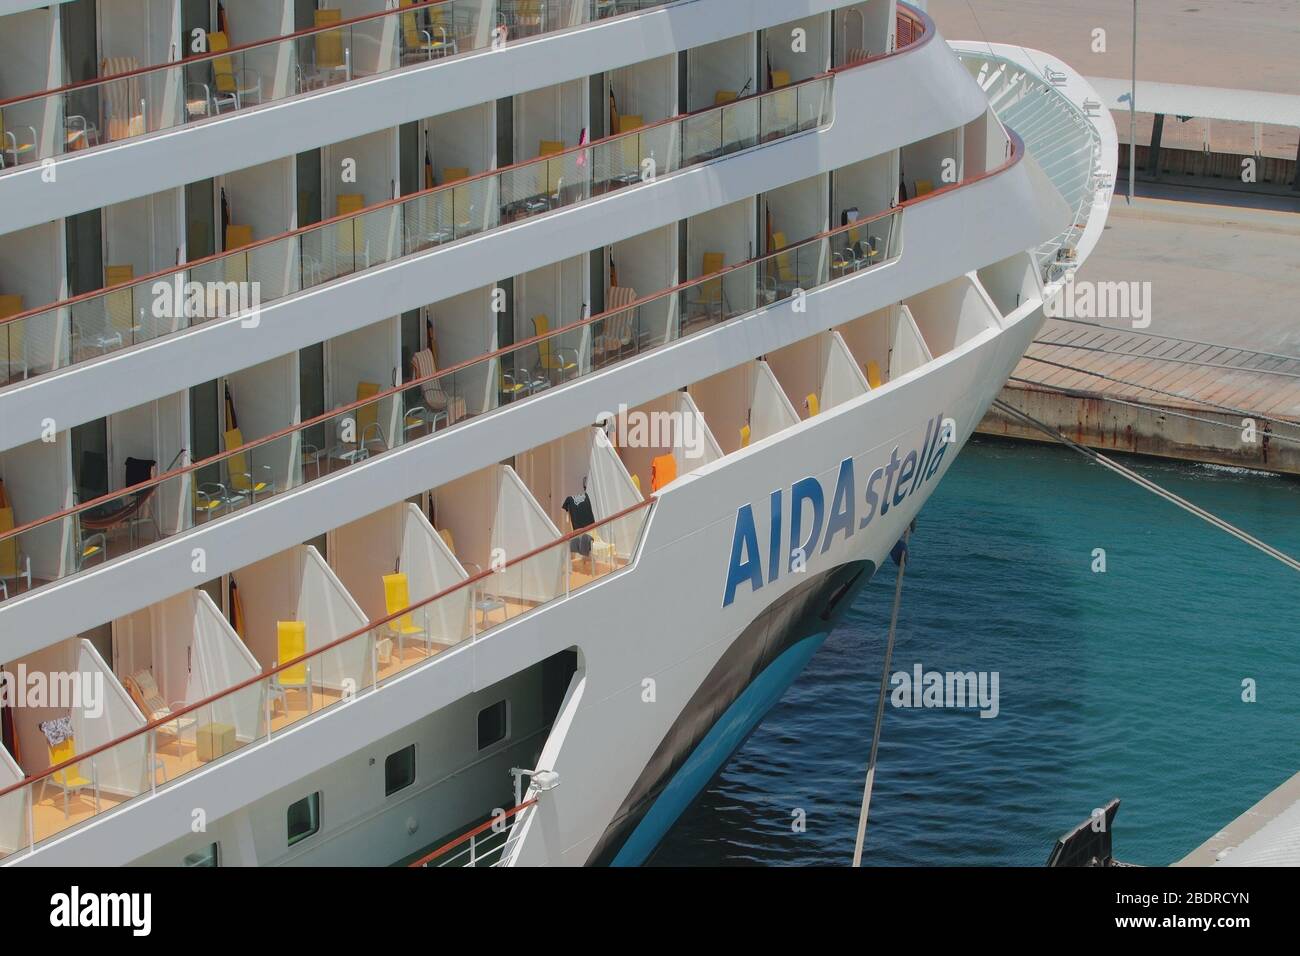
[0,0,1114,866]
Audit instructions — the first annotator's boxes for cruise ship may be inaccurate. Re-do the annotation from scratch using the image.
[0,0,1115,867]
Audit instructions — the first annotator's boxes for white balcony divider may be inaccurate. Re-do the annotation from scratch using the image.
[674,391,723,470]
[489,465,563,605]
[750,360,800,443]
[74,639,149,800]
[823,331,870,410]
[0,742,26,857]
[297,545,372,693]
[190,591,263,742]
[585,428,644,561]
[399,502,473,648]
[890,304,932,380]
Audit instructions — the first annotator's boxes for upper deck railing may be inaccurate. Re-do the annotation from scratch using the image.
[0,69,834,387]
[0,0,667,170]
[0,2,932,391]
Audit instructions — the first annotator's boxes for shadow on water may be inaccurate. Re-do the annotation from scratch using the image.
[651,437,1300,866]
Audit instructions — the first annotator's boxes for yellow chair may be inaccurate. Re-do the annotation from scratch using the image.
[497,361,530,404]
[222,427,272,500]
[0,503,32,599]
[865,360,883,389]
[355,381,381,435]
[533,315,578,383]
[400,0,456,60]
[1,293,25,383]
[383,572,431,657]
[915,179,934,196]
[769,231,801,296]
[739,424,751,448]
[714,90,738,104]
[271,621,309,714]
[42,736,100,819]
[767,70,795,132]
[104,264,136,341]
[617,114,644,173]
[539,140,566,194]
[1,112,37,166]
[225,224,253,250]
[438,528,456,555]
[441,167,469,184]
[209,33,237,110]
[805,393,820,417]
[335,193,366,260]
[688,252,726,322]
[314,9,344,70]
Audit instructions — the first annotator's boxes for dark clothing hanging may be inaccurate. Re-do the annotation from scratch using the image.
[562,493,597,557]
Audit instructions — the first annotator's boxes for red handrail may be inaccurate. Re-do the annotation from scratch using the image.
[408,799,539,867]
[0,2,931,331]
[0,125,1023,549]
[0,67,838,331]
[0,496,655,803]
[0,0,450,108]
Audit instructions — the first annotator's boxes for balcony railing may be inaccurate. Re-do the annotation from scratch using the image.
[0,0,669,171]
[0,202,916,604]
[409,799,538,867]
[0,71,834,389]
[0,0,936,391]
[0,499,653,859]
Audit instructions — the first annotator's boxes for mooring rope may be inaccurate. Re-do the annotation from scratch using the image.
[992,399,1300,574]
[851,528,910,867]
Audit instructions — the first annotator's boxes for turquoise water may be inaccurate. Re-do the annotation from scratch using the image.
[652,438,1300,866]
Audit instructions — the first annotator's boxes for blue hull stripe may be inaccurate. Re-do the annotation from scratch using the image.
[610,632,829,866]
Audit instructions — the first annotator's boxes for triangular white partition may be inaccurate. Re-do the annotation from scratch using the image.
[74,640,149,799]
[191,593,263,742]
[823,332,870,409]
[891,305,933,380]
[297,546,372,692]
[674,392,724,472]
[490,466,565,606]
[0,743,26,855]
[399,504,473,647]
[115,591,263,743]
[751,361,800,443]
[587,430,645,560]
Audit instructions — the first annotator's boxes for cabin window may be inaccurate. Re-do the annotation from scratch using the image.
[385,745,417,796]
[287,792,321,846]
[183,843,220,867]
[477,700,509,750]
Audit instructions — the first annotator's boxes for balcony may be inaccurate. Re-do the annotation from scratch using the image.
[0,0,669,174]
[0,0,907,233]
[0,69,835,392]
[0,245,1030,862]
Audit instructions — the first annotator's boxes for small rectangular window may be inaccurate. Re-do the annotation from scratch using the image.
[287,792,321,847]
[183,843,219,867]
[477,700,509,750]
[385,744,417,796]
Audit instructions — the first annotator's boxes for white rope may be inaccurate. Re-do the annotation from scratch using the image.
[992,400,1300,574]
[851,528,909,867]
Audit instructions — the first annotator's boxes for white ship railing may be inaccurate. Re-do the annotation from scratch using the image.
[957,49,1104,279]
